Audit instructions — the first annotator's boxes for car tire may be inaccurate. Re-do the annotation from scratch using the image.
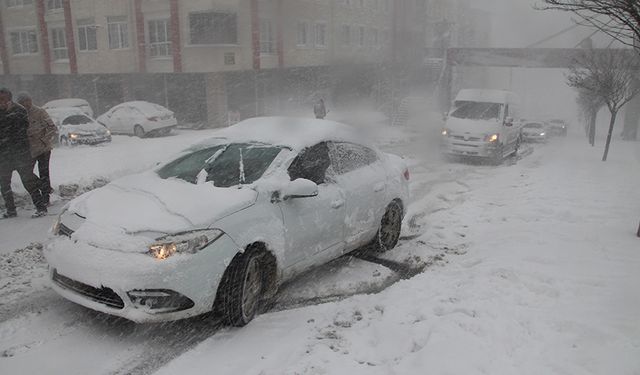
[134,125,145,138]
[221,248,265,327]
[369,200,403,253]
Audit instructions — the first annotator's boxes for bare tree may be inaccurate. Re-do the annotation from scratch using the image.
[567,50,640,161]
[576,87,604,146]
[538,1,640,51]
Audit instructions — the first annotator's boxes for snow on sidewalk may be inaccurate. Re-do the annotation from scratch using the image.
[157,136,640,375]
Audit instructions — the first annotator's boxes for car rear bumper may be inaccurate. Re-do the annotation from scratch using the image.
[44,234,240,323]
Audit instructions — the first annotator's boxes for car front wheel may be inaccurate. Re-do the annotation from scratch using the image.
[221,249,264,326]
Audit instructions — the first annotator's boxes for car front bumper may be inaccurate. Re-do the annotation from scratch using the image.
[441,137,499,158]
[44,234,240,323]
[70,134,112,145]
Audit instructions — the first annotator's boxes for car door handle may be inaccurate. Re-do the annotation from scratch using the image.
[331,199,344,209]
[374,183,385,192]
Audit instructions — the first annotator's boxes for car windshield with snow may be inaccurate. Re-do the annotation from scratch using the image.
[44,117,410,326]
[157,143,283,186]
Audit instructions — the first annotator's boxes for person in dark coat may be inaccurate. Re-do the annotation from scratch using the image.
[314,99,327,119]
[0,88,47,218]
[17,92,57,206]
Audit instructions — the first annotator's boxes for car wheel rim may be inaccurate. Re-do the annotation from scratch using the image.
[241,257,261,320]
[379,204,401,250]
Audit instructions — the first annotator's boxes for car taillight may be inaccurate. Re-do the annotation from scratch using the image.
[403,168,410,181]
[148,116,158,121]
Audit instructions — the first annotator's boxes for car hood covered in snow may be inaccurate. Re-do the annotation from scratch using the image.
[65,172,257,250]
[61,121,108,135]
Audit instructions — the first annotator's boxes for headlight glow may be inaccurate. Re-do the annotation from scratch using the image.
[441,128,449,136]
[148,229,223,260]
[69,133,79,139]
[540,132,546,136]
[484,134,499,142]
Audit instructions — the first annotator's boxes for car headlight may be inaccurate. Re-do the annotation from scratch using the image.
[148,229,223,260]
[540,132,546,136]
[69,133,79,139]
[484,134,499,142]
[441,128,449,136]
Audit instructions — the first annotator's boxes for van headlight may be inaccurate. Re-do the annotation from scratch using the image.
[484,134,499,142]
[148,229,223,260]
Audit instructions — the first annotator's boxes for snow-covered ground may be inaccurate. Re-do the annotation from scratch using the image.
[1,110,639,375]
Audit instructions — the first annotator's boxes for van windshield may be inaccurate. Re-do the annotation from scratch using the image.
[450,101,503,120]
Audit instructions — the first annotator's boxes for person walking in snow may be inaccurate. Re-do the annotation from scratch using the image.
[314,99,327,119]
[17,92,57,206]
[0,88,47,218]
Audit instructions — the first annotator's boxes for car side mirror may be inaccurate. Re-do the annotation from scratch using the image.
[280,178,318,201]
[504,117,514,127]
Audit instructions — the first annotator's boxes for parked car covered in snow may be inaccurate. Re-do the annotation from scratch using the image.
[97,101,177,137]
[43,98,94,118]
[45,117,410,326]
[521,121,548,143]
[46,107,111,146]
[441,89,523,164]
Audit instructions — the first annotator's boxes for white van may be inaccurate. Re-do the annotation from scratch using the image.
[441,89,522,164]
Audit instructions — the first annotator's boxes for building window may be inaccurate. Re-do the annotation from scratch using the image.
[46,0,62,11]
[224,52,235,65]
[107,16,129,49]
[189,12,237,45]
[259,18,275,54]
[50,27,68,60]
[341,25,350,45]
[77,18,97,51]
[358,26,365,46]
[148,19,171,57]
[10,30,37,55]
[6,0,33,7]
[371,28,379,46]
[296,21,308,46]
[315,22,326,48]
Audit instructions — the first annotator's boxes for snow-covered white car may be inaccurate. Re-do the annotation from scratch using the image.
[43,98,94,118]
[521,121,548,143]
[46,107,111,146]
[97,101,177,137]
[45,117,410,325]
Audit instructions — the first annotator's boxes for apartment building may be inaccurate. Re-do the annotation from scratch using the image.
[0,0,426,126]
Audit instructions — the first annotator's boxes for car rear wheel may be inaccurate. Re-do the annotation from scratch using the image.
[221,249,264,327]
[133,125,145,138]
[370,200,403,253]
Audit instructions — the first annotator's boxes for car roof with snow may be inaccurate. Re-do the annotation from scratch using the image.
[111,101,171,115]
[196,116,372,151]
[43,98,90,108]
[45,107,88,121]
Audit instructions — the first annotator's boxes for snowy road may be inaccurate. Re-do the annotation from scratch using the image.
[1,116,639,375]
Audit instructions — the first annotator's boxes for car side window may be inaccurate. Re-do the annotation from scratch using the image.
[329,142,379,175]
[288,142,332,185]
